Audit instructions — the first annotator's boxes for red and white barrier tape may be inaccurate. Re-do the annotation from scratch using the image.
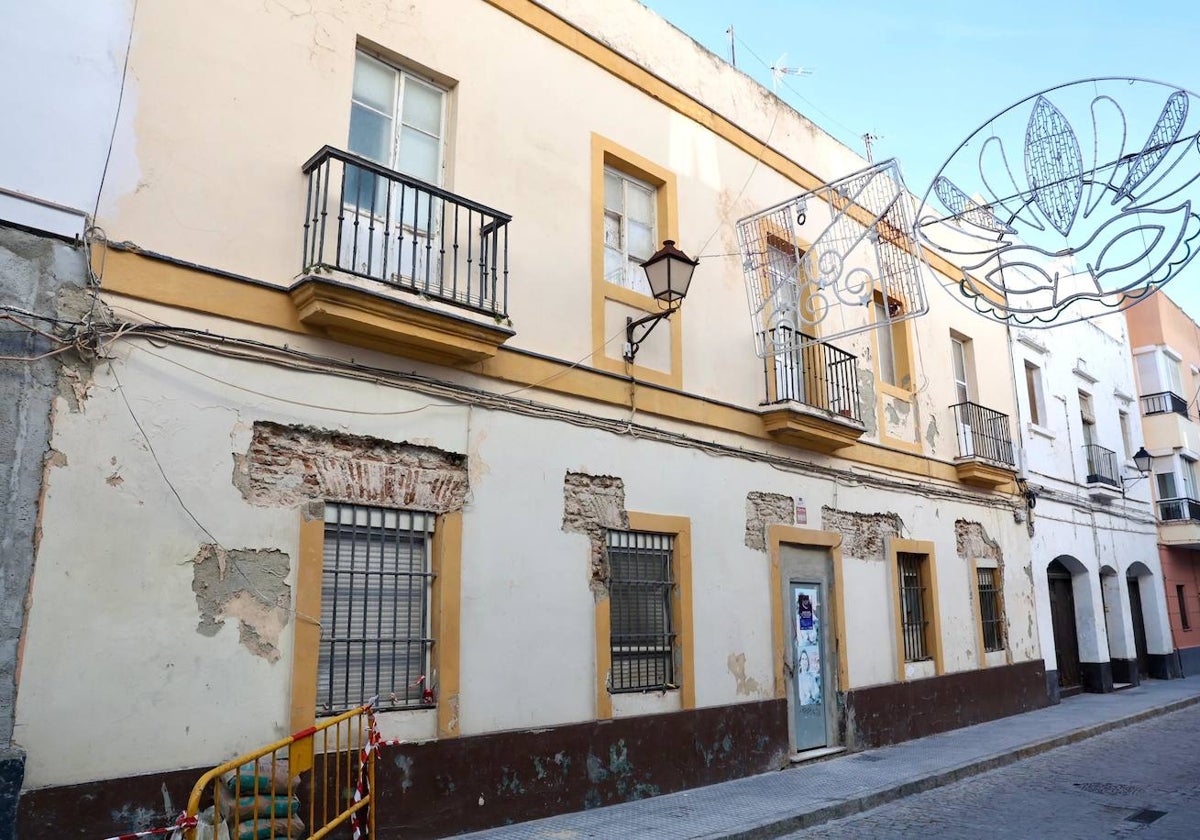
[102,813,197,840]
[349,705,405,840]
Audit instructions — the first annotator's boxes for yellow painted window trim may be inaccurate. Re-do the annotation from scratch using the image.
[766,525,849,698]
[594,511,693,719]
[590,133,682,389]
[889,538,943,682]
[971,557,1011,668]
[289,506,463,743]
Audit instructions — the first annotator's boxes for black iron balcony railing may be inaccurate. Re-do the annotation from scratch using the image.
[1140,391,1189,418]
[951,402,1015,466]
[1083,444,1120,487]
[302,146,511,316]
[1158,497,1200,522]
[761,326,861,423]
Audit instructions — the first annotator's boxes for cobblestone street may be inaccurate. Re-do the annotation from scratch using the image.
[788,703,1200,840]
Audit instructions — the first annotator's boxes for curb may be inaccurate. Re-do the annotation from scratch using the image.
[714,693,1200,839]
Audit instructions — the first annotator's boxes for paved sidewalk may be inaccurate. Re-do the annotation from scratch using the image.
[459,676,1200,840]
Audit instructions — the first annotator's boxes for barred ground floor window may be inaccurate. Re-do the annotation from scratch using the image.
[318,503,435,714]
[607,529,677,692]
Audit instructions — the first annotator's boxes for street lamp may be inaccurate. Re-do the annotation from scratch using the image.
[623,240,699,363]
[1121,446,1153,497]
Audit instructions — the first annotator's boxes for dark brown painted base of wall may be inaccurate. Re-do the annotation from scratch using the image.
[1110,658,1141,686]
[1045,669,1061,705]
[841,660,1049,749]
[19,765,205,840]
[374,698,789,838]
[1080,661,1114,693]
[1179,645,1200,677]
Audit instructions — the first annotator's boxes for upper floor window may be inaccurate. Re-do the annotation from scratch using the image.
[950,334,973,403]
[1024,361,1046,426]
[1078,391,1096,446]
[1119,409,1134,460]
[603,168,657,295]
[347,51,446,216]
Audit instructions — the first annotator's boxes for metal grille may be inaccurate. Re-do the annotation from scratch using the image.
[761,325,862,422]
[607,530,676,692]
[952,401,1016,466]
[1083,444,1119,486]
[1141,391,1190,418]
[1178,585,1191,631]
[898,552,929,662]
[1159,497,1200,521]
[977,567,1004,652]
[318,503,435,714]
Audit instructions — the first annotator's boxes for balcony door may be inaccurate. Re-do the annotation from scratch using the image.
[951,336,974,454]
[765,240,828,409]
[343,51,446,288]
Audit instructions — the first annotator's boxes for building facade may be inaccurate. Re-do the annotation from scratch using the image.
[1126,291,1200,676]
[1010,317,1174,701]
[4,1,1050,837]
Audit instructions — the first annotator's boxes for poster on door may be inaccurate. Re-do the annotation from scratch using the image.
[794,587,822,706]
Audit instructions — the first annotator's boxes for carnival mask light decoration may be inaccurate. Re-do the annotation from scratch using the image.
[917,78,1200,326]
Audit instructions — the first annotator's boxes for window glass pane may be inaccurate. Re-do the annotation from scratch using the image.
[876,303,896,385]
[353,54,397,115]
[1166,357,1184,394]
[1025,363,1041,424]
[349,103,392,164]
[603,211,622,250]
[626,182,655,225]
[627,219,655,260]
[1136,354,1160,393]
[397,126,440,183]
[604,171,623,212]
[951,338,969,402]
[1157,472,1178,498]
[604,246,623,284]
[625,258,650,295]
[401,78,443,136]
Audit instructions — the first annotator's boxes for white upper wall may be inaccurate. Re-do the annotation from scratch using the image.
[0,0,136,237]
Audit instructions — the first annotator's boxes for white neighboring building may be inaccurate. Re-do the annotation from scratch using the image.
[1011,315,1176,700]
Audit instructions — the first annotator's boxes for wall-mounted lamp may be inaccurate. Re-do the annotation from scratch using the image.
[623,240,699,363]
[1121,446,1153,497]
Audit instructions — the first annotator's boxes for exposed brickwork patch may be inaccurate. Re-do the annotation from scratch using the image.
[955,519,1001,563]
[562,472,628,597]
[745,491,794,550]
[821,507,902,561]
[233,421,468,511]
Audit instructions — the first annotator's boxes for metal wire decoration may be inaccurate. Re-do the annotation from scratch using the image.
[916,78,1200,327]
[736,158,931,358]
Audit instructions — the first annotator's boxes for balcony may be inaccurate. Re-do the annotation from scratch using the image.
[950,402,1016,488]
[1140,391,1189,418]
[293,146,514,365]
[1159,497,1200,522]
[1158,497,1200,547]
[758,327,866,453]
[1083,444,1120,487]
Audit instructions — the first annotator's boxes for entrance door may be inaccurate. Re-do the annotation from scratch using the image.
[788,582,830,750]
[1128,577,1150,679]
[1047,561,1082,694]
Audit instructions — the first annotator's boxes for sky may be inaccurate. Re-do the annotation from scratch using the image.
[640,0,1200,320]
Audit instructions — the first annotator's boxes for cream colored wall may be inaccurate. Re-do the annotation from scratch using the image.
[17,332,1034,787]
[95,0,1018,455]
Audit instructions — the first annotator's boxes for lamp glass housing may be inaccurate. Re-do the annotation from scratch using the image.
[1132,446,1152,475]
[641,239,698,303]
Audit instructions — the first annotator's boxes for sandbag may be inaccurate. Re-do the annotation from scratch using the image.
[217,785,300,823]
[221,756,296,796]
[232,815,305,840]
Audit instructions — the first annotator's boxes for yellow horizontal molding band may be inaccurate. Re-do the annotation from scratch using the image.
[98,248,1015,493]
[479,0,997,302]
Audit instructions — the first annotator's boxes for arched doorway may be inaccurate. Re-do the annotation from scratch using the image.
[1047,558,1082,696]
[1100,566,1138,686]
[1127,562,1154,679]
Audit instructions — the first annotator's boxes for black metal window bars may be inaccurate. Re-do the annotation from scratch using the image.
[898,552,930,663]
[1083,444,1120,487]
[302,146,511,316]
[318,503,435,714]
[1140,391,1190,418]
[977,567,1004,652]
[951,402,1015,466]
[1157,497,1200,522]
[607,530,676,692]
[761,326,862,423]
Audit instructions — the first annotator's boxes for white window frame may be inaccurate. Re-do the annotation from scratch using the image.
[1119,409,1134,462]
[350,51,447,185]
[1025,361,1046,427]
[875,301,898,386]
[951,335,972,404]
[603,167,658,295]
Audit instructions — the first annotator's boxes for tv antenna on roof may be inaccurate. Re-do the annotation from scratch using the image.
[770,53,813,92]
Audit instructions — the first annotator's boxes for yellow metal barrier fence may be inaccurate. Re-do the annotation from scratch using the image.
[185,706,376,840]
